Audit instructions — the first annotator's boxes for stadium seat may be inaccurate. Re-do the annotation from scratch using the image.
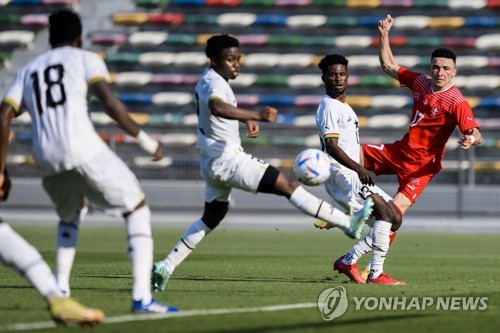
[347,55,380,69]
[278,53,313,68]
[112,12,149,25]
[346,0,380,8]
[231,73,257,87]
[406,37,442,47]
[395,55,422,68]
[114,72,153,86]
[381,0,413,7]
[171,0,205,5]
[138,52,175,66]
[173,52,207,67]
[442,37,476,48]
[428,17,465,29]
[217,13,257,26]
[466,76,500,90]
[268,35,303,46]
[242,53,279,68]
[106,52,140,65]
[371,95,411,109]
[464,16,497,27]
[326,16,357,27]
[448,0,487,9]
[0,30,35,48]
[255,74,288,86]
[20,14,48,27]
[240,0,275,6]
[119,93,153,105]
[476,34,500,50]
[293,115,316,127]
[236,94,260,106]
[129,31,168,46]
[413,0,447,7]
[238,34,270,46]
[184,15,218,25]
[206,0,242,6]
[346,95,371,108]
[259,95,295,106]
[294,95,322,106]
[288,74,322,88]
[286,15,327,28]
[150,73,198,86]
[90,112,113,125]
[135,0,170,7]
[359,75,397,87]
[152,92,192,106]
[394,16,430,29]
[335,35,372,49]
[254,14,288,26]
[456,56,489,69]
[89,32,128,46]
[366,114,409,128]
[148,13,185,25]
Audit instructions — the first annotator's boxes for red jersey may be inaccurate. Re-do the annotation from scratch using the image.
[395,67,479,162]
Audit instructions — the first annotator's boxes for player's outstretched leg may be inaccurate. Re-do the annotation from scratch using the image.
[314,197,374,239]
[48,297,104,327]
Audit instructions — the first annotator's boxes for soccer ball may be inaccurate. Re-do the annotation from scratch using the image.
[293,148,331,186]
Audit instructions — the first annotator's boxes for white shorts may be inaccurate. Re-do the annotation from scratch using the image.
[325,169,392,213]
[200,147,269,202]
[42,147,145,221]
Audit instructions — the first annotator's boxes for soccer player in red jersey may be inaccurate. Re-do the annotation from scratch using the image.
[363,14,483,216]
[340,14,484,283]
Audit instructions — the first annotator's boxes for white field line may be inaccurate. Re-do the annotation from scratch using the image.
[0,302,319,332]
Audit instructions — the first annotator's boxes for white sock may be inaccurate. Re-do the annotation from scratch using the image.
[364,230,396,272]
[164,219,211,275]
[342,227,374,265]
[289,186,350,230]
[126,206,153,304]
[369,220,392,279]
[55,221,79,296]
[0,223,62,299]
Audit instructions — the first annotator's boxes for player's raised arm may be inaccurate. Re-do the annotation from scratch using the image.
[90,80,164,160]
[459,127,483,150]
[378,14,400,80]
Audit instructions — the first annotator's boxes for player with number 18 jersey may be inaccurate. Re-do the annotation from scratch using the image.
[3,47,108,176]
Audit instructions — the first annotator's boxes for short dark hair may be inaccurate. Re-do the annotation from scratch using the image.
[205,34,239,59]
[318,54,348,74]
[49,9,82,48]
[431,48,456,63]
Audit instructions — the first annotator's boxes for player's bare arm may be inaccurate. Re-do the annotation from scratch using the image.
[324,137,375,186]
[209,99,278,123]
[459,128,483,149]
[378,14,399,80]
[91,80,164,160]
[0,103,16,179]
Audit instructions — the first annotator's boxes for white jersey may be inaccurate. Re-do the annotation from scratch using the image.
[3,46,108,176]
[315,95,361,175]
[194,68,241,157]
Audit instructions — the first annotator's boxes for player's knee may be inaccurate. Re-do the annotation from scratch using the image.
[201,200,229,229]
[390,209,403,231]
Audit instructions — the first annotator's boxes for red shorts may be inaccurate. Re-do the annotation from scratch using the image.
[362,143,442,204]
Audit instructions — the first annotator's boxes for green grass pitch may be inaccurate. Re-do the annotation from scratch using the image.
[0,225,499,333]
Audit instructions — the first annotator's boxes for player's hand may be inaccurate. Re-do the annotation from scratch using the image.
[458,135,475,150]
[259,106,278,123]
[0,170,12,201]
[356,166,375,186]
[246,121,260,138]
[378,14,394,34]
[152,144,164,161]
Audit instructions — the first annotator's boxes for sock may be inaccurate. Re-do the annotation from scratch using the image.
[0,223,62,299]
[126,205,153,304]
[364,231,397,272]
[288,186,350,230]
[368,220,392,279]
[55,220,80,296]
[342,227,374,265]
[164,219,211,275]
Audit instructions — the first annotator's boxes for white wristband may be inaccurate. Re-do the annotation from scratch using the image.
[136,130,159,155]
[469,135,476,145]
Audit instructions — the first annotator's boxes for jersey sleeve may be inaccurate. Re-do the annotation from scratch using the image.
[455,100,479,132]
[2,68,25,115]
[206,76,228,104]
[317,100,341,140]
[397,66,421,90]
[84,52,110,86]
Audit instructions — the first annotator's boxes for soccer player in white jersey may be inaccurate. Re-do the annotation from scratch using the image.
[0,170,104,326]
[0,10,177,312]
[151,34,374,292]
[314,54,405,285]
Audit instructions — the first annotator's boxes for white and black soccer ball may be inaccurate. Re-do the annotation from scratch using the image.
[293,148,332,186]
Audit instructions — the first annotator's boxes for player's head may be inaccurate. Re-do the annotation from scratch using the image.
[206,34,241,81]
[49,9,82,48]
[318,54,349,99]
[430,48,457,91]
